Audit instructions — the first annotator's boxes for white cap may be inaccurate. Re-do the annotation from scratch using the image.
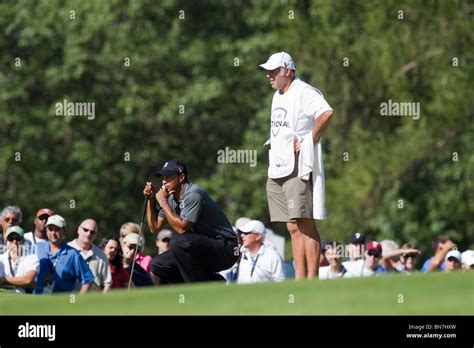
[157,229,173,241]
[235,217,251,230]
[445,248,461,262]
[239,220,266,235]
[381,240,399,257]
[259,52,296,71]
[461,250,474,266]
[124,233,145,249]
[46,214,67,229]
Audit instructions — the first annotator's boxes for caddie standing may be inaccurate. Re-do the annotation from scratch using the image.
[259,52,334,279]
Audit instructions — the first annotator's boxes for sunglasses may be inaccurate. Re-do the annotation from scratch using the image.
[160,238,171,243]
[239,231,253,235]
[37,214,50,221]
[367,251,381,258]
[403,253,418,259]
[81,226,97,235]
[3,217,19,223]
[7,236,22,242]
[447,257,459,263]
[267,67,285,77]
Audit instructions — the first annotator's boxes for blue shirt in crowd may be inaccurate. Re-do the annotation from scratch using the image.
[34,241,94,294]
[421,256,445,272]
[373,264,387,273]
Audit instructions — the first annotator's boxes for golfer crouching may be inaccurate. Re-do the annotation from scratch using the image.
[143,159,239,284]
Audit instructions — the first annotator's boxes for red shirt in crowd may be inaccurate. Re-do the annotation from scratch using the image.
[110,265,130,288]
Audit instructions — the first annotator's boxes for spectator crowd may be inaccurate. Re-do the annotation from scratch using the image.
[0,205,472,294]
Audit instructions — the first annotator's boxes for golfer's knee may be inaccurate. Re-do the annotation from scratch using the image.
[150,254,167,276]
[170,233,191,252]
[150,259,162,276]
[150,272,161,285]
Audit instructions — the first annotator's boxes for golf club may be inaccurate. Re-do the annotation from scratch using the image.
[128,195,149,290]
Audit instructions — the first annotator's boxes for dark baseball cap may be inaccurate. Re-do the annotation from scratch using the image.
[349,232,365,244]
[155,159,188,178]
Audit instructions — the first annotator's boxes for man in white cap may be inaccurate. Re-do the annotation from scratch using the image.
[34,215,94,294]
[443,248,462,272]
[461,250,474,271]
[259,52,334,279]
[236,220,285,284]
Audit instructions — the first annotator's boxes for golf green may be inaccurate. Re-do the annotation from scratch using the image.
[1,272,472,315]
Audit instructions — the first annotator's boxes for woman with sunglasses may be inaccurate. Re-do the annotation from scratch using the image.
[119,222,152,272]
[122,233,153,287]
[100,235,134,289]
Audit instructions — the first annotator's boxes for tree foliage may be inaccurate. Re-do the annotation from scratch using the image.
[0,0,472,258]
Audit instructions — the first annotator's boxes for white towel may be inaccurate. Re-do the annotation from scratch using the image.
[298,133,326,220]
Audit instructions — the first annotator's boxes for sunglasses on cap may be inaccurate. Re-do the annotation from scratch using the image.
[37,214,50,221]
[367,251,381,258]
[403,253,418,259]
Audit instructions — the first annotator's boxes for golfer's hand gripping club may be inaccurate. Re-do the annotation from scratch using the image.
[143,181,154,198]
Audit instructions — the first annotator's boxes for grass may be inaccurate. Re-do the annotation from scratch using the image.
[1,272,472,315]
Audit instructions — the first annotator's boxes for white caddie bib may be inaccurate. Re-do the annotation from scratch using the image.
[268,79,306,179]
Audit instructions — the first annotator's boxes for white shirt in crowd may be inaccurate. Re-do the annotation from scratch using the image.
[0,252,40,293]
[24,231,48,246]
[343,259,386,278]
[319,265,349,280]
[237,244,285,284]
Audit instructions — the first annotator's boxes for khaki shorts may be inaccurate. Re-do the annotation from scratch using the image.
[266,158,313,222]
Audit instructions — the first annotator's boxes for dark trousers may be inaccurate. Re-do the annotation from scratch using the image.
[150,233,238,283]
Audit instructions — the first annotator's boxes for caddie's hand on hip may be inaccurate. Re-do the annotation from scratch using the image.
[294,139,302,154]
